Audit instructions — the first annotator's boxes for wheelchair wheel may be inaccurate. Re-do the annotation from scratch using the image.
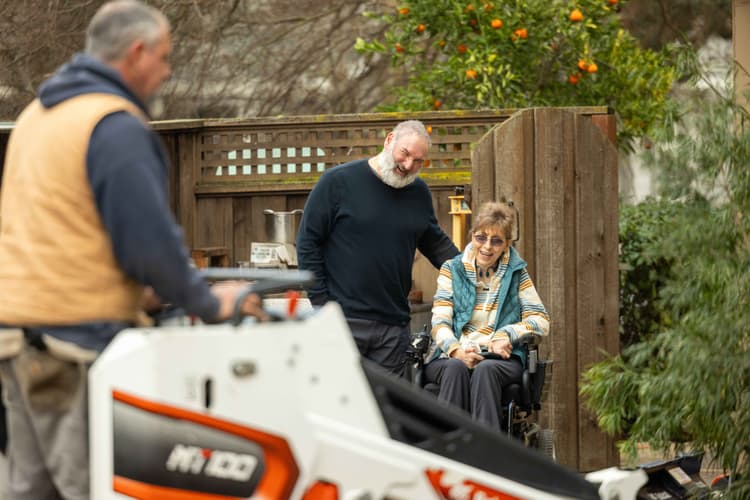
[538,428,556,461]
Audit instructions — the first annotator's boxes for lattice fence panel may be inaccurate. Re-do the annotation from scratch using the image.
[193,112,515,183]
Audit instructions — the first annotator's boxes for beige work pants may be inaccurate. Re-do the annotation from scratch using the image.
[0,329,92,500]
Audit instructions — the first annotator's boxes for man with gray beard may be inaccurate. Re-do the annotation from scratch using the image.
[297,120,459,375]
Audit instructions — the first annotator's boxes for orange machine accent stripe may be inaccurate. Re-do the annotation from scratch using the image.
[425,468,523,500]
[113,476,241,500]
[112,389,299,500]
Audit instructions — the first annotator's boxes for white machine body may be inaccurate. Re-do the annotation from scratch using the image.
[89,303,645,499]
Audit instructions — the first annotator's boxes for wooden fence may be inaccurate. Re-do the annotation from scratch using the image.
[472,108,619,471]
[155,108,612,307]
[155,110,513,265]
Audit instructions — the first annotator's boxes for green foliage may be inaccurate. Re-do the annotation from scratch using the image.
[582,78,750,496]
[618,200,678,348]
[355,0,682,149]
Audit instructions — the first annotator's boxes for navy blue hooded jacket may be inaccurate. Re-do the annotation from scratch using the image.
[26,53,218,350]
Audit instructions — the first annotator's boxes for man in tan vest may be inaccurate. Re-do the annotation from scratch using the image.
[0,2,266,498]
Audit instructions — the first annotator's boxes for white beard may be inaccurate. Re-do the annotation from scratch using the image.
[377,145,420,189]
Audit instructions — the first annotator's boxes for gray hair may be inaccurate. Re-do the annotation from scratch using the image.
[85,0,168,62]
[471,201,516,241]
[392,120,432,148]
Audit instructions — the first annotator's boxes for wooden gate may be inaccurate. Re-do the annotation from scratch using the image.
[472,108,619,471]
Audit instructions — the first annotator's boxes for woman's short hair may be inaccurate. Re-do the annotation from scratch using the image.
[470,201,515,241]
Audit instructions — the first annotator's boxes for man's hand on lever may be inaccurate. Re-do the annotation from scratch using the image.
[211,281,270,322]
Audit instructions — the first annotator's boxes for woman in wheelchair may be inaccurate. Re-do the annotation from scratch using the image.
[424,201,549,432]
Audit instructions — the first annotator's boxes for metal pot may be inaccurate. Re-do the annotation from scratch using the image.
[263,209,303,244]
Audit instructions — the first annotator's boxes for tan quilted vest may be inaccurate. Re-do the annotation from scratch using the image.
[0,93,147,325]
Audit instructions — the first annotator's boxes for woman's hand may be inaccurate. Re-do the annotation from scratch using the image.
[489,338,512,359]
[451,346,484,369]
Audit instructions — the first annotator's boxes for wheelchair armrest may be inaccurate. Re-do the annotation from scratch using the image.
[521,369,532,407]
[530,359,552,409]
[513,332,543,348]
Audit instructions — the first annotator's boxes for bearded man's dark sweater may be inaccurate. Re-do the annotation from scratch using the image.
[296,159,459,326]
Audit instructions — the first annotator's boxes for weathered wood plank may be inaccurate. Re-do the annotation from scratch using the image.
[192,168,472,195]
[590,113,617,146]
[534,108,578,468]
[287,194,308,213]
[601,117,621,468]
[232,197,254,266]
[574,114,601,472]
[574,116,620,470]
[177,133,198,248]
[471,126,496,210]
[149,106,608,132]
[196,134,483,152]
[161,133,179,219]
[194,197,233,262]
[492,109,535,275]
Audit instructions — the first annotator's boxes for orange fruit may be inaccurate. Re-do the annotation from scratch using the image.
[416,23,425,33]
[464,4,475,12]
[570,9,583,21]
[469,19,478,27]
[586,62,598,73]
[399,7,409,15]
[577,59,588,71]
[395,42,404,53]
[608,0,618,4]
[568,73,581,85]
[491,18,503,29]
[438,40,446,47]
[465,69,478,79]
[483,3,493,11]
[457,43,468,53]
[426,125,433,134]
[433,99,443,110]
[514,28,528,39]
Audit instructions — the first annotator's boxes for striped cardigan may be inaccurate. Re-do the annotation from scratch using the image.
[430,243,550,363]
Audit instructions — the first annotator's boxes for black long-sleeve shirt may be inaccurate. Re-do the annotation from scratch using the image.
[296,159,458,326]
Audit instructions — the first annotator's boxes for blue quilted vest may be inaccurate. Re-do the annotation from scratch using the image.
[449,246,527,364]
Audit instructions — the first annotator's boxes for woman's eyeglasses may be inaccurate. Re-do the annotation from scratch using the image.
[473,233,505,247]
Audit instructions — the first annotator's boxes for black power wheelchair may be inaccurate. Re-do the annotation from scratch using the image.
[406,325,556,459]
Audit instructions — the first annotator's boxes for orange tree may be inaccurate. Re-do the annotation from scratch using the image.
[356,0,682,149]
